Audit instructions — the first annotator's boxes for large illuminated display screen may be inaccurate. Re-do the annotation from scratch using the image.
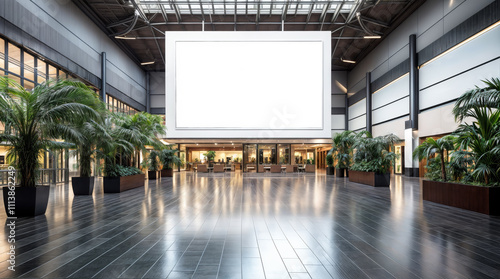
[165,32,331,139]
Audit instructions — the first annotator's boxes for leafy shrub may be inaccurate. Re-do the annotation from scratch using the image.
[326,154,334,167]
[104,164,142,178]
[351,133,400,174]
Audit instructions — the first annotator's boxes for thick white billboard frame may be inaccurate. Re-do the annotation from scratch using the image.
[165,31,331,139]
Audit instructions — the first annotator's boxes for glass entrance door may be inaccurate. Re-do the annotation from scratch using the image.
[243,144,257,172]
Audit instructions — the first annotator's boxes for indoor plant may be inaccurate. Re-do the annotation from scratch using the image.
[349,132,400,187]
[326,153,334,175]
[97,113,146,193]
[203,151,216,167]
[330,131,356,177]
[412,135,456,182]
[0,77,102,216]
[416,77,500,215]
[159,147,182,177]
[71,119,110,195]
[146,150,160,179]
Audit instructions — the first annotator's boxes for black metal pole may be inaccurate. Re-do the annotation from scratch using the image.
[101,52,106,102]
[366,72,372,134]
[409,34,419,130]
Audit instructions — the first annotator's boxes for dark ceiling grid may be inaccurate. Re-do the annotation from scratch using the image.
[72,0,426,71]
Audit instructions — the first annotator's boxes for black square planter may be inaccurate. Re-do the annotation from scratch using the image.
[3,186,50,217]
[148,171,158,180]
[72,176,95,195]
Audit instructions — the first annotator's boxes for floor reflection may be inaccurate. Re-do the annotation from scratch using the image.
[0,172,499,278]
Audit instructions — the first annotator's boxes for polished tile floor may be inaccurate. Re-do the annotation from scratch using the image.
[1,172,500,278]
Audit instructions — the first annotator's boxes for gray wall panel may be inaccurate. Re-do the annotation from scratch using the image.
[1,0,146,107]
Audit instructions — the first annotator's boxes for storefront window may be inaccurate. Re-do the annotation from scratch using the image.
[278,144,290,164]
[243,144,257,172]
[258,144,276,165]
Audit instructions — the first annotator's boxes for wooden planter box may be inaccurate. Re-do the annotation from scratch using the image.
[349,170,390,187]
[103,174,145,193]
[3,186,50,217]
[161,169,173,177]
[422,180,500,215]
[148,171,158,180]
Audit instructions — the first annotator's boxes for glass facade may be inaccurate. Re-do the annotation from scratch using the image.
[0,36,140,185]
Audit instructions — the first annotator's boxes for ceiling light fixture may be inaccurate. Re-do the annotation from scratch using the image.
[115,36,136,40]
[140,61,155,65]
[340,57,356,64]
[363,35,382,39]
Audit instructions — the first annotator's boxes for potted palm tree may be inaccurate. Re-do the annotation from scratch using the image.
[160,148,182,177]
[98,114,146,193]
[330,131,355,177]
[415,78,500,215]
[326,153,334,175]
[204,151,216,167]
[0,77,102,216]
[146,150,160,179]
[118,112,166,169]
[412,135,456,182]
[349,132,400,187]
[71,119,110,195]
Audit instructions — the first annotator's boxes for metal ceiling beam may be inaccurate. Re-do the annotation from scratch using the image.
[305,1,316,27]
[158,1,169,22]
[147,20,344,25]
[345,0,365,24]
[281,0,290,21]
[256,0,261,27]
[106,13,137,28]
[149,0,387,4]
[199,0,206,20]
[359,15,389,27]
[109,11,139,36]
[319,1,331,30]
[330,0,344,23]
[169,0,183,22]
[331,27,345,60]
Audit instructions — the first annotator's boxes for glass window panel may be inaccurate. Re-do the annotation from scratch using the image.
[24,80,34,91]
[258,144,276,165]
[37,59,46,75]
[0,38,4,70]
[278,144,290,165]
[24,53,35,82]
[8,43,21,75]
[48,65,57,79]
[8,74,21,85]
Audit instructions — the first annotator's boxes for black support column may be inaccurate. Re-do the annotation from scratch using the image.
[409,34,419,130]
[101,52,106,102]
[345,94,349,130]
[146,72,150,113]
[404,34,419,177]
[366,72,372,134]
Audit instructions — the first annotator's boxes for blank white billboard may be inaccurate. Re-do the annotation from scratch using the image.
[165,32,331,139]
